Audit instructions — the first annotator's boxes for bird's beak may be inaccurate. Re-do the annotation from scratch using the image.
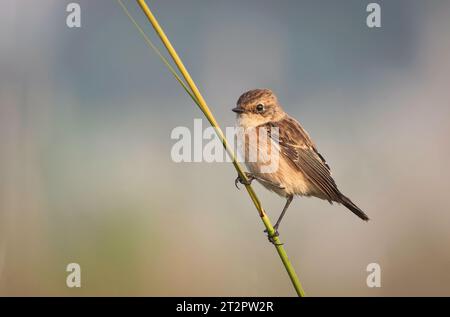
[232,107,244,113]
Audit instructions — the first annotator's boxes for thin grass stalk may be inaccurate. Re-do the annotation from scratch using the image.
[119,0,306,296]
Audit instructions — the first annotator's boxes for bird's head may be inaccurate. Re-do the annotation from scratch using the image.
[232,89,285,127]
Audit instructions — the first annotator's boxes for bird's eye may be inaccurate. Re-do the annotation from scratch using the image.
[256,103,265,113]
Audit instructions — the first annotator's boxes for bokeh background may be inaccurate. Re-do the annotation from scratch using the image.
[1,0,450,296]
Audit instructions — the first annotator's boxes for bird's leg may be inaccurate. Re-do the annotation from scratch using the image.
[235,172,285,190]
[273,195,294,231]
[264,195,294,243]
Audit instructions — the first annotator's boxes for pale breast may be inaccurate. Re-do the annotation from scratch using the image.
[236,125,313,197]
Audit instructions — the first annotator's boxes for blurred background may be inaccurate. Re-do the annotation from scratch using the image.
[1,0,450,296]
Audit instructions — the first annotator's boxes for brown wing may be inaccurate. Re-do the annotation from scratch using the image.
[263,116,341,202]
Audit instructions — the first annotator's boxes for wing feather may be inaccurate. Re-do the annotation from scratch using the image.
[264,117,340,202]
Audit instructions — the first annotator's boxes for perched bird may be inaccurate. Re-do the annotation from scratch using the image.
[232,89,369,242]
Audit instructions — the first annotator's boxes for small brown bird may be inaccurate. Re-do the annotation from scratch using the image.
[233,89,369,242]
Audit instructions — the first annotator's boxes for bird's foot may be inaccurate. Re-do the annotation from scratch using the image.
[234,172,255,189]
[265,226,282,245]
[267,230,282,245]
[235,173,285,190]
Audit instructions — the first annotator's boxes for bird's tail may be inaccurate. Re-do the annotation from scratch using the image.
[339,193,369,221]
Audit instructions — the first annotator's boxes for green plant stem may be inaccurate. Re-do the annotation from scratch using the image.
[119,0,305,297]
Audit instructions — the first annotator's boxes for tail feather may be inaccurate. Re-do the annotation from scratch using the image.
[339,193,369,221]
